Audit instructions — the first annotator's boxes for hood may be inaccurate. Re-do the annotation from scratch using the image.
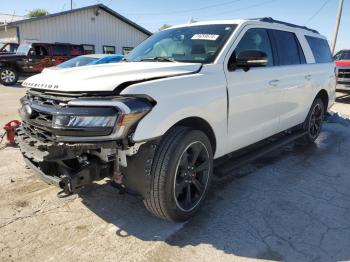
[0,54,26,61]
[336,60,350,67]
[22,62,202,92]
[0,52,16,55]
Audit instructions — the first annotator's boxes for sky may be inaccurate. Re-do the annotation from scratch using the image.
[1,0,349,51]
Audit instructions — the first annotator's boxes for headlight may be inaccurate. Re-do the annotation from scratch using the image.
[49,97,154,139]
[53,116,117,128]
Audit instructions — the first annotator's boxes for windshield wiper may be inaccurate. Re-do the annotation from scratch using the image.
[140,57,175,62]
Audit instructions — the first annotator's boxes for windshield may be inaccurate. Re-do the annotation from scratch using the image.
[57,56,99,68]
[127,24,237,63]
[16,43,32,55]
[335,50,350,60]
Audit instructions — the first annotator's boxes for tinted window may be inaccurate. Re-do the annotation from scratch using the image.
[305,36,332,63]
[3,44,17,53]
[33,45,49,56]
[272,30,303,66]
[234,28,274,67]
[334,50,350,60]
[52,45,69,56]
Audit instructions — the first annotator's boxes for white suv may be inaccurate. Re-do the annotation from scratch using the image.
[18,18,336,222]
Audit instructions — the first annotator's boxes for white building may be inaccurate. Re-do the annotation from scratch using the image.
[0,4,151,54]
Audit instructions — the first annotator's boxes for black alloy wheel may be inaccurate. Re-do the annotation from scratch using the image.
[300,97,325,144]
[143,127,213,222]
[308,102,324,140]
[174,141,210,212]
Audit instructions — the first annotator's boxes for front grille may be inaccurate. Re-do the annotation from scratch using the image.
[20,89,121,141]
[338,69,350,79]
[21,90,69,142]
[22,121,55,142]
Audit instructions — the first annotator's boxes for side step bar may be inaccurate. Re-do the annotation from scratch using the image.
[214,130,307,177]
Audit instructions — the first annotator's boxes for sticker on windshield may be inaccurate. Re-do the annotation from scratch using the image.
[191,34,220,41]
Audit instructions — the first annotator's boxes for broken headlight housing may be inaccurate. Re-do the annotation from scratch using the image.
[51,97,153,139]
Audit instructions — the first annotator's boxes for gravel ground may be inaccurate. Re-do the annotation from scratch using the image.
[1,85,350,262]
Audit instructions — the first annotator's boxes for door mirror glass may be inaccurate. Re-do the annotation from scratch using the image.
[235,50,268,68]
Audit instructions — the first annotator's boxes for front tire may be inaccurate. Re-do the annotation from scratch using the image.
[301,97,325,144]
[0,67,18,86]
[144,126,213,222]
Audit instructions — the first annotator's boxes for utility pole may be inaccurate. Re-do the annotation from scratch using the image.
[70,0,73,10]
[331,0,344,54]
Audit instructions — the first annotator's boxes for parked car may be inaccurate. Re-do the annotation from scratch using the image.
[0,42,19,55]
[334,49,350,90]
[43,54,124,72]
[0,42,83,85]
[17,18,335,222]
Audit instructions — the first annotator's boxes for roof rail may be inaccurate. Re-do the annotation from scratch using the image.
[250,17,319,34]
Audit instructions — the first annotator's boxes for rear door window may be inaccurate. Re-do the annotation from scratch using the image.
[271,30,305,66]
[305,36,333,63]
[33,45,49,56]
[52,45,69,56]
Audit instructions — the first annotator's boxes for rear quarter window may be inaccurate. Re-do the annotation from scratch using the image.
[305,36,333,63]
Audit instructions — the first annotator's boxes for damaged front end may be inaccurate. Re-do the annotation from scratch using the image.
[16,89,154,196]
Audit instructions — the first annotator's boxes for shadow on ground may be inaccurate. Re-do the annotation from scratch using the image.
[79,123,350,262]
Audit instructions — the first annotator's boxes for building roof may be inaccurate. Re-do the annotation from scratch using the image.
[2,4,152,36]
[0,13,26,25]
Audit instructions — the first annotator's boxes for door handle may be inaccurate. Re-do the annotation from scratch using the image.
[268,80,279,87]
[305,74,312,80]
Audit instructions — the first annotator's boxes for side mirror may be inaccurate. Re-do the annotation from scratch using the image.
[29,49,35,56]
[234,50,268,69]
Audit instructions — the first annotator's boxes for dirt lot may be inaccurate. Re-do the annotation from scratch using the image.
[1,85,350,262]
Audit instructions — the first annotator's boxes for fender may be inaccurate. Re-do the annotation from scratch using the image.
[121,64,230,158]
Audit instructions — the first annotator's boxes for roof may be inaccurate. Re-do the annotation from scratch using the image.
[169,17,322,37]
[2,4,152,36]
[0,13,26,25]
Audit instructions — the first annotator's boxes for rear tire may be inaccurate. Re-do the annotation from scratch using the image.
[0,67,18,86]
[143,126,213,222]
[300,97,325,144]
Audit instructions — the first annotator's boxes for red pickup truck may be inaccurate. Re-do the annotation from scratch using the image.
[335,49,350,90]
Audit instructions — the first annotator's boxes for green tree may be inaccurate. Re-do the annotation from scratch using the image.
[158,24,171,31]
[27,9,49,18]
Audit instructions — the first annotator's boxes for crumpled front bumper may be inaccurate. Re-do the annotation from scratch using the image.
[16,125,114,195]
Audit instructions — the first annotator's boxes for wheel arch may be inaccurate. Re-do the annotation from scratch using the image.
[315,89,329,110]
[0,62,20,73]
[171,117,217,155]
